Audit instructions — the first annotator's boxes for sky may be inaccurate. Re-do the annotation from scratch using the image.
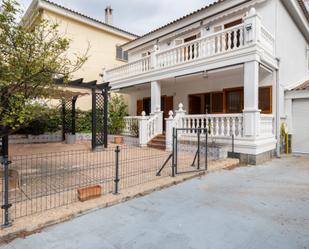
[18,0,216,36]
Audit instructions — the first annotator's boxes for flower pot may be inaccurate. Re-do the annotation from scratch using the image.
[77,185,102,202]
[65,134,76,144]
[114,136,123,144]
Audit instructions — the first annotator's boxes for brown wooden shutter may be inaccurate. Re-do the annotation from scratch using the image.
[211,92,224,113]
[136,99,144,116]
[259,86,272,114]
[164,96,174,118]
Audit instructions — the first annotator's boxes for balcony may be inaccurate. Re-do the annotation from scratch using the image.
[104,9,276,88]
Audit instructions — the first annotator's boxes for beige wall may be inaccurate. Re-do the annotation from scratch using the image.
[42,10,132,110]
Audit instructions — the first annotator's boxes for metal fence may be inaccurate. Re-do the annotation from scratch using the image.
[0,128,223,227]
[0,145,174,227]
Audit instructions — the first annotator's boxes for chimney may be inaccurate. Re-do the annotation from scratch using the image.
[105,5,113,25]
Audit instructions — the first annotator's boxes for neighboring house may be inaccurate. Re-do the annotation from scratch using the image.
[103,0,309,163]
[23,0,137,110]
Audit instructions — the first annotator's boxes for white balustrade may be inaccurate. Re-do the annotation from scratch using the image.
[106,55,151,81]
[138,111,163,146]
[156,24,245,69]
[123,116,140,136]
[104,13,276,83]
[260,114,274,136]
[180,114,243,137]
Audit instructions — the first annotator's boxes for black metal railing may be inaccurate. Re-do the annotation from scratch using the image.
[0,145,172,226]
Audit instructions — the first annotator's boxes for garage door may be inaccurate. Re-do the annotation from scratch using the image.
[292,99,309,154]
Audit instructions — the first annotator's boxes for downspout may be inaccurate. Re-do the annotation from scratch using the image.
[275,59,281,158]
[275,0,280,158]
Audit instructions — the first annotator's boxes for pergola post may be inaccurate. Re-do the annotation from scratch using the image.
[72,96,78,136]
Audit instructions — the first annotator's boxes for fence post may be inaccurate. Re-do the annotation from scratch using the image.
[1,135,12,228]
[114,146,120,194]
[172,128,177,177]
[91,87,97,150]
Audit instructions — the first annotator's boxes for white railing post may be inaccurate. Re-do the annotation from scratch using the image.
[174,103,186,127]
[243,7,261,45]
[151,45,158,69]
[165,111,174,151]
[155,107,163,135]
[139,111,148,146]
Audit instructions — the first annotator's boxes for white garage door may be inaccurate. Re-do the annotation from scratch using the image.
[292,99,309,154]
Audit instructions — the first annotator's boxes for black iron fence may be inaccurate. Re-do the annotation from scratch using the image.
[0,145,173,226]
[0,128,218,228]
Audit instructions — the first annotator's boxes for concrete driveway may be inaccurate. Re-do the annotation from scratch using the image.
[2,155,309,249]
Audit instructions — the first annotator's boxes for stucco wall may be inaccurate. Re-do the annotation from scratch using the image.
[121,67,273,116]
[42,10,131,110]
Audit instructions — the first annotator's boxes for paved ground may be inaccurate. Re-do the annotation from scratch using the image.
[1,155,309,249]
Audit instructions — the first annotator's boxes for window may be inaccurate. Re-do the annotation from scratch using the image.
[116,45,128,61]
[224,88,243,113]
[259,86,272,113]
[211,92,224,113]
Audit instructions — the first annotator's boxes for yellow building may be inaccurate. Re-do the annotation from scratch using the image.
[23,0,137,109]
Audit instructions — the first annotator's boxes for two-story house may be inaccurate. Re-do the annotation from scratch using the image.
[103,0,309,164]
[23,0,138,110]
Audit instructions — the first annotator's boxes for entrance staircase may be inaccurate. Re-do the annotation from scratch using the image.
[147,134,166,150]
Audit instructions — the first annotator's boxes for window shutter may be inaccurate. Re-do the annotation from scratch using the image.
[259,86,272,113]
[116,46,123,60]
[123,51,128,61]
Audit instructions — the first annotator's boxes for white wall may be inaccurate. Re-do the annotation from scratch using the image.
[120,66,273,116]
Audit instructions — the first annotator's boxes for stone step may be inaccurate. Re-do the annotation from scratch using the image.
[147,134,166,150]
[147,142,166,150]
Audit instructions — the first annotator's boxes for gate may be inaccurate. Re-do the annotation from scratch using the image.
[157,127,208,177]
[91,83,110,150]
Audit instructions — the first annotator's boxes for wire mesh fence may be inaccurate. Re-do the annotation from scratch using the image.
[0,144,174,226]
[0,128,227,227]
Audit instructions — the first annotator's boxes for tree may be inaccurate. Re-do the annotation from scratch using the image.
[0,0,88,137]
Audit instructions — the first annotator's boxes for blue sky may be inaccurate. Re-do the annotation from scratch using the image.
[18,0,216,35]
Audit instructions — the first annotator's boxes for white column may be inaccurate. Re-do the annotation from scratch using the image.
[139,111,148,147]
[165,111,174,151]
[155,107,163,135]
[243,61,261,137]
[151,81,161,114]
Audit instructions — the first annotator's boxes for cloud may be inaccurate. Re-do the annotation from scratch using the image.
[18,0,216,35]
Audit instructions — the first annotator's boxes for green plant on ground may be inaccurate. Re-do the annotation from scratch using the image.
[108,94,128,135]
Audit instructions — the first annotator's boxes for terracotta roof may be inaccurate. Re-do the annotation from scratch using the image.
[298,0,309,22]
[35,0,139,38]
[292,80,309,90]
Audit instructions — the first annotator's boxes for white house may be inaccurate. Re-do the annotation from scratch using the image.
[103,0,309,164]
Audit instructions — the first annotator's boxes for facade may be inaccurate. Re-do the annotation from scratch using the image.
[23,0,137,110]
[103,0,309,163]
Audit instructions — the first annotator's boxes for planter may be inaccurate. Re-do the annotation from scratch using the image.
[77,185,102,202]
[65,134,76,144]
[114,135,123,144]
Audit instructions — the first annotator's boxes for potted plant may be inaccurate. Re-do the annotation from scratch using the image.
[108,94,128,144]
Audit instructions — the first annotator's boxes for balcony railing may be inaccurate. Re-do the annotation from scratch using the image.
[105,11,275,83]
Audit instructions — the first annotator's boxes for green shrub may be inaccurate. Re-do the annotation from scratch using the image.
[108,95,128,135]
